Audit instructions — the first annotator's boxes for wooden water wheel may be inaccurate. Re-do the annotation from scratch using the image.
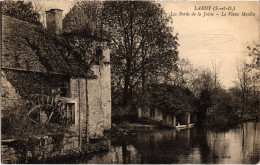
[27,94,64,126]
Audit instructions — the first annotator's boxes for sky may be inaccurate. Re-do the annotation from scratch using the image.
[159,1,260,89]
[36,1,260,89]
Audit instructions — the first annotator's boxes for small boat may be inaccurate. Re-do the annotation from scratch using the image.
[175,125,187,129]
[176,125,187,128]
[188,123,195,128]
[175,123,195,130]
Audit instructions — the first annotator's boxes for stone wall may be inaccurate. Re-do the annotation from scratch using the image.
[70,78,87,140]
[87,67,104,138]
[1,133,111,164]
[154,109,163,121]
[162,114,175,127]
[1,133,80,164]
[87,48,111,139]
[139,107,178,127]
[161,112,191,127]
[100,49,111,130]
[140,107,163,121]
[1,71,22,114]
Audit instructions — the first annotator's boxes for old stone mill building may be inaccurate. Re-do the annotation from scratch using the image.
[1,9,111,162]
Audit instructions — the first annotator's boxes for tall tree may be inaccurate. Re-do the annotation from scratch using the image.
[210,58,222,89]
[102,2,179,105]
[63,1,102,36]
[63,2,104,71]
[236,59,250,119]
[2,1,41,26]
[63,2,179,106]
[32,2,48,27]
[167,58,200,94]
[193,69,215,98]
[246,44,260,119]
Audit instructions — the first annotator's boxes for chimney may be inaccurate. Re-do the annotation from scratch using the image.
[45,9,63,35]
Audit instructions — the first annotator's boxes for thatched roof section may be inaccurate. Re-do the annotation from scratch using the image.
[2,15,94,78]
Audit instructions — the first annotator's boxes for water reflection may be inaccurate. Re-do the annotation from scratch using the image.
[50,121,260,164]
[205,122,260,164]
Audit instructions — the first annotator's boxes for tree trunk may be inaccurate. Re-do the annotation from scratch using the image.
[123,57,131,106]
[256,93,260,121]
[241,92,245,120]
[141,45,146,106]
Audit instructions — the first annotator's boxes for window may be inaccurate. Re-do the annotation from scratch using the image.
[64,103,75,124]
[150,108,155,118]
[60,80,70,97]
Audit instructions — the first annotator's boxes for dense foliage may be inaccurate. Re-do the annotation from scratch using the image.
[230,44,260,120]
[2,1,41,26]
[246,44,260,119]
[200,88,240,129]
[166,57,243,129]
[63,2,179,107]
[1,104,32,137]
[149,84,198,115]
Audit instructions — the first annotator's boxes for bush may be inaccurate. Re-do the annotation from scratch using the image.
[203,104,240,130]
[2,102,73,138]
[1,104,35,137]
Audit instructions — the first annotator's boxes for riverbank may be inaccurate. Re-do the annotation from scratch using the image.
[1,132,111,164]
[29,121,260,164]
[1,118,159,164]
[5,114,250,164]
[104,121,159,138]
[3,119,257,164]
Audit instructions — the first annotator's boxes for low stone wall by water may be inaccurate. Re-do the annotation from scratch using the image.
[1,133,111,164]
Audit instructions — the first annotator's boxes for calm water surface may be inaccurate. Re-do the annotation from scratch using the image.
[51,121,260,164]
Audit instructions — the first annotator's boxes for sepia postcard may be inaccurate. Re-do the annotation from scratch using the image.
[1,1,260,164]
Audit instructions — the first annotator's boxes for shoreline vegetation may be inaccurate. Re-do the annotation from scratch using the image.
[2,105,258,142]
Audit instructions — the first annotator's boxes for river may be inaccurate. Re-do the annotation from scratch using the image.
[49,121,260,164]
